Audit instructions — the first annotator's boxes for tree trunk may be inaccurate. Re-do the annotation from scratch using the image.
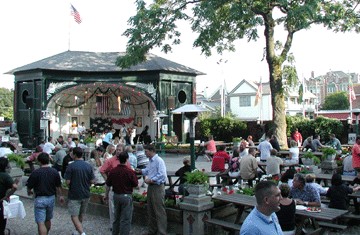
[264,13,288,148]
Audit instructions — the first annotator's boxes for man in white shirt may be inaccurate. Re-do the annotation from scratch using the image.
[343,154,356,176]
[66,137,76,149]
[257,135,273,161]
[77,122,86,140]
[43,137,55,154]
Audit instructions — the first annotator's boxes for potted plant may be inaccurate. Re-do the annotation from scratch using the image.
[302,151,320,165]
[232,137,242,148]
[321,147,337,161]
[184,169,209,197]
[7,153,26,168]
[84,136,96,147]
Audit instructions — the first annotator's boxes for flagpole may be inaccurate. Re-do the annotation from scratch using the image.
[349,74,353,118]
[68,3,71,51]
[259,77,263,126]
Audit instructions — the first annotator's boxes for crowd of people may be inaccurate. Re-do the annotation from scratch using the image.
[1,125,360,234]
[0,121,170,235]
[189,130,360,234]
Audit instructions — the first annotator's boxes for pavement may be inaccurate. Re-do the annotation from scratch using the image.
[7,153,212,235]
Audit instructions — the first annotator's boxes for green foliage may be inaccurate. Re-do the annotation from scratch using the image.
[286,116,343,143]
[164,198,177,208]
[90,185,106,194]
[199,117,247,142]
[132,192,147,202]
[321,147,337,157]
[302,151,320,164]
[322,92,349,110]
[232,137,242,142]
[84,136,96,144]
[302,151,315,159]
[237,187,254,196]
[185,169,209,185]
[0,88,14,120]
[7,153,26,168]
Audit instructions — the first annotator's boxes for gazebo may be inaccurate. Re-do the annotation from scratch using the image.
[8,51,204,148]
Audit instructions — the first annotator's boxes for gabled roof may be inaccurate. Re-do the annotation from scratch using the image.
[7,51,204,75]
[228,79,271,95]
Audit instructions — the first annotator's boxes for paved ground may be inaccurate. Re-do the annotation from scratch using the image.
[8,153,360,234]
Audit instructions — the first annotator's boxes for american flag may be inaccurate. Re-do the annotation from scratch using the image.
[254,81,262,106]
[349,79,356,102]
[70,4,82,24]
[96,96,109,114]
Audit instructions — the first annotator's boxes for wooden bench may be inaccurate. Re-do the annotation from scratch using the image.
[342,212,360,220]
[205,218,240,235]
[317,221,347,231]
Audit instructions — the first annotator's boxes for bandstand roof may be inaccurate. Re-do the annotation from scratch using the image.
[7,50,204,75]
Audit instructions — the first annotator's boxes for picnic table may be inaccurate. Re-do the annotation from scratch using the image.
[257,161,299,174]
[315,173,355,186]
[215,193,348,234]
[349,190,360,214]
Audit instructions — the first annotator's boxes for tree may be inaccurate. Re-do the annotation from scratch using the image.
[322,91,349,110]
[117,0,360,147]
[0,88,13,120]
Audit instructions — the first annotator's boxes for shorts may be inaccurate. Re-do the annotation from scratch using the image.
[68,198,90,217]
[34,195,55,223]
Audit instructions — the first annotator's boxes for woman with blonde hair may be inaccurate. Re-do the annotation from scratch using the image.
[104,144,115,161]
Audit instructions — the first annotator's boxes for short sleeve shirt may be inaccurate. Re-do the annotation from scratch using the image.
[290,184,320,203]
[352,143,360,169]
[266,156,283,175]
[64,160,94,200]
[258,140,273,161]
[27,167,61,197]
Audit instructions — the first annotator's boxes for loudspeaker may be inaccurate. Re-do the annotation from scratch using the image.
[168,96,175,110]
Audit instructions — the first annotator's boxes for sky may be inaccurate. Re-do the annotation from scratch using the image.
[1,1,360,96]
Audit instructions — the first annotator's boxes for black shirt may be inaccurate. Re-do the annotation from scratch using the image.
[270,139,280,151]
[27,167,61,197]
[175,165,192,184]
[276,199,296,231]
[61,154,72,178]
[327,184,353,210]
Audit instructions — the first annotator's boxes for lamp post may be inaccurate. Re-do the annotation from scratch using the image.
[353,109,360,135]
[172,104,208,170]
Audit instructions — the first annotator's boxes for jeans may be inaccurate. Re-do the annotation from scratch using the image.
[34,195,55,223]
[343,171,357,176]
[112,193,133,235]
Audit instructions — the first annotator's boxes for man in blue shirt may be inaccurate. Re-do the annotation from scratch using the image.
[257,135,273,161]
[289,173,321,207]
[136,144,167,235]
[240,181,283,235]
[64,147,95,235]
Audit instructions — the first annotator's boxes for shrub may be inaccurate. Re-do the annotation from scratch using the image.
[185,169,209,185]
[7,153,26,168]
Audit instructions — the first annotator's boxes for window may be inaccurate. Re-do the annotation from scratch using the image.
[239,96,251,107]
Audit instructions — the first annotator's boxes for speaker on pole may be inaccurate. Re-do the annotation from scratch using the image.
[167,96,175,110]
[26,97,34,109]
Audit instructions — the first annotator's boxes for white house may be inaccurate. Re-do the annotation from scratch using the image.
[228,79,272,121]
